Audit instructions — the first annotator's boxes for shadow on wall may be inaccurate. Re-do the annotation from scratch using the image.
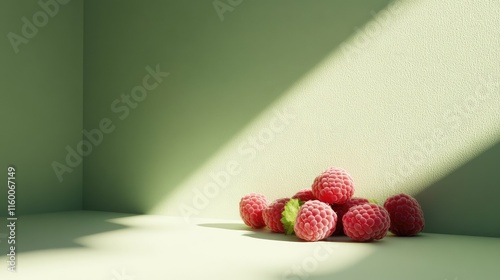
[415,139,500,238]
[83,0,396,213]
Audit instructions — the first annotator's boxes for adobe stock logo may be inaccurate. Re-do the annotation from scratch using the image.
[6,0,71,54]
[213,0,243,21]
[282,243,338,280]
[111,268,135,280]
[179,107,296,222]
[51,64,169,183]
[385,74,500,190]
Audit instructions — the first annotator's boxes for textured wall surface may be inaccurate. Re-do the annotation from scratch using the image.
[149,0,500,234]
[0,0,83,215]
[82,0,393,213]
[82,0,500,236]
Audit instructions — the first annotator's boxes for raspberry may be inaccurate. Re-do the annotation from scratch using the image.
[384,193,425,236]
[331,197,370,236]
[312,167,355,204]
[291,189,316,202]
[294,200,337,241]
[343,203,390,241]
[263,198,290,233]
[239,193,268,228]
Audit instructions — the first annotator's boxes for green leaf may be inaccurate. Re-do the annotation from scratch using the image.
[281,198,302,235]
[368,198,379,205]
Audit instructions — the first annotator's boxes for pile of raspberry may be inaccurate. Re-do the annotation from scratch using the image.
[239,166,425,242]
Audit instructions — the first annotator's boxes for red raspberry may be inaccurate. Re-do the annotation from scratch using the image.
[239,193,268,228]
[343,203,390,241]
[291,189,316,202]
[294,200,337,241]
[384,194,425,236]
[312,167,355,204]
[263,198,290,233]
[331,197,370,235]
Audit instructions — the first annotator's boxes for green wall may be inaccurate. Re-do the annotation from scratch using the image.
[1,0,498,238]
[416,141,500,237]
[82,0,393,213]
[83,0,500,238]
[0,0,83,215]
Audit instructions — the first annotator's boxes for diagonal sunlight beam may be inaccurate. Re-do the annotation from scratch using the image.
[150,0,500,221]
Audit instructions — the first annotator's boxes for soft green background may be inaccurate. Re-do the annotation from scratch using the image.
[0,0,499,237]
[84,0,500,237]
[0,0,83,215]
[82,0,394,212]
